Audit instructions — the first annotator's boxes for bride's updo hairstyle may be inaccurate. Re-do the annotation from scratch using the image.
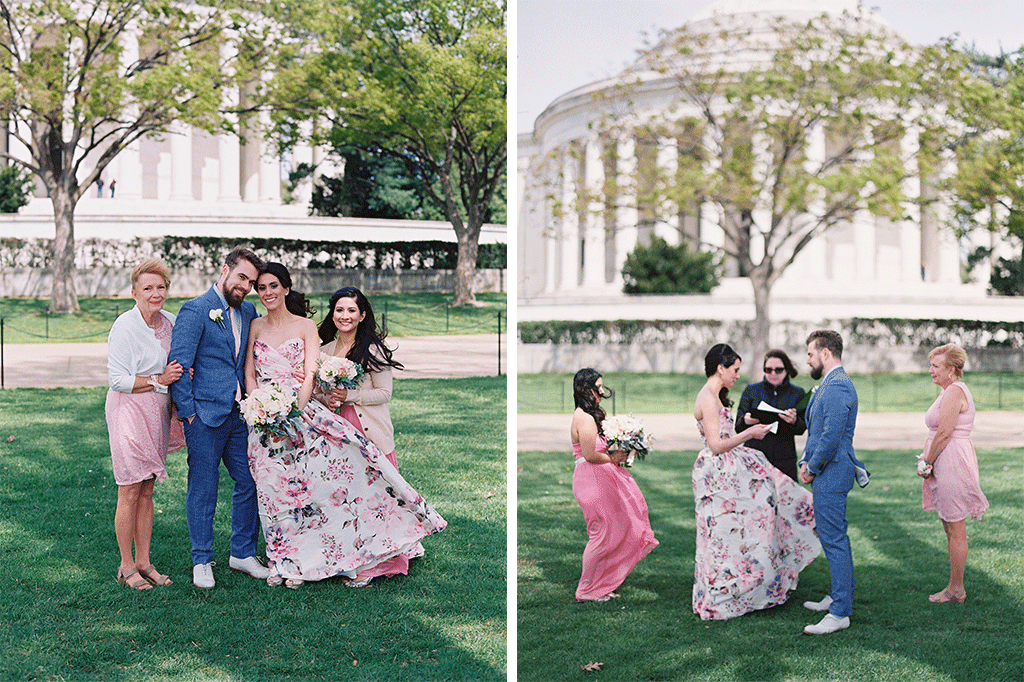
[573,368,606,436]
[261,262,314,318]
[704,343,742,408]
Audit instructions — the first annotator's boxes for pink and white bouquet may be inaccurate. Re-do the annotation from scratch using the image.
[603,414,652,467]
[239,384,302,438]
[315,353,365,393]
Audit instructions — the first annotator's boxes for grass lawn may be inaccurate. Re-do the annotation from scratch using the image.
[0,377,506,682]
[517,371,1024,414]
[517,447,1023,682]
[0,292,507,344]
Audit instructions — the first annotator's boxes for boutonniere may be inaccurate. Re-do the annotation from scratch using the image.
[209,308,225,329]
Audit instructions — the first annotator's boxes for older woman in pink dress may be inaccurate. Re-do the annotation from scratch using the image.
[106,259,185,590]
[570,368,658,602]
[918,343,989,604]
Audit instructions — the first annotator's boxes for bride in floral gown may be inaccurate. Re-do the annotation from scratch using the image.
[243,263,446,588]
[692,344,820,620]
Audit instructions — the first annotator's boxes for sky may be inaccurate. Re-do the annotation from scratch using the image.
[515,0,1024,133]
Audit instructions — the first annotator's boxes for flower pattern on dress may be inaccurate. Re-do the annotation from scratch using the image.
[692,407,821,620]
[246,338,446,581]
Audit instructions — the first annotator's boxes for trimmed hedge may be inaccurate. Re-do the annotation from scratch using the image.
[518,318,1024,348]
[0,236,507,270]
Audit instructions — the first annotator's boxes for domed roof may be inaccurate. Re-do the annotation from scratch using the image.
[691,0,861,22]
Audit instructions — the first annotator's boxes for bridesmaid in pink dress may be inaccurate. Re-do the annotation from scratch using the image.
[315,287,422,587]
[106,258,186,590]
[918,344,989,604]
[570,368,658,602]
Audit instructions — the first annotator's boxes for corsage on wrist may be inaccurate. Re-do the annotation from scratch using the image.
[916,454,932,476]
[148,375,168,394]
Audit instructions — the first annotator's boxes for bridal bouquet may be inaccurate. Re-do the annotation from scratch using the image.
[603,414,651,467]
[239,384,302,439]
[315,353,365,394]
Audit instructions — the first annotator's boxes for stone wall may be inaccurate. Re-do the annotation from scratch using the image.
[0,267,506,298]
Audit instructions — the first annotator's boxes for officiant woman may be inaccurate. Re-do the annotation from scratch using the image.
[736,349,807,481]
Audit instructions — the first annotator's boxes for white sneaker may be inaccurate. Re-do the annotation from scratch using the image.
[803,595,833,612]
[193,562,215,589]
[804,613,850,635]
[229,555,269,579]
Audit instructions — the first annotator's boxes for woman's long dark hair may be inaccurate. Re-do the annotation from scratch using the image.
[573,368,606,436]
[261,262,314,318]
[317,286,403,372]
[704,343,741,408]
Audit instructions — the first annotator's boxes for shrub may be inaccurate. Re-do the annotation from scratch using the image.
[621,235,719,294]
[0,164,33,213]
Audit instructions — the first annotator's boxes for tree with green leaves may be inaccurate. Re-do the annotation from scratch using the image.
[591,10,980,359]
[947,48,1024,296]
[0,0,266,312]
[269,0,506,306]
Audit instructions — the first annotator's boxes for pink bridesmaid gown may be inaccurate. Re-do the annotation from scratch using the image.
[572,435,658,601]
[922,381,989,522]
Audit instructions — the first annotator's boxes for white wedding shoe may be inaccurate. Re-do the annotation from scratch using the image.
[802,595,833,612]
[804,613,850,635]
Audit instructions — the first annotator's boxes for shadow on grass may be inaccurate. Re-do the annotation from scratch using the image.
[0,386,506,681]
[517,448,1023,682]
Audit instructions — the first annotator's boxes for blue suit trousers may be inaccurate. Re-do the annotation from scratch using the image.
[183,407,260,565]
[812,489,854,617]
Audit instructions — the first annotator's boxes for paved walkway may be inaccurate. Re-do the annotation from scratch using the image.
[0,334,506,388]
[517,411,1024,451]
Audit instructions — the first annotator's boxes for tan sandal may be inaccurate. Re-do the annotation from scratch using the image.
[137,565,172,586]
[343,575,373,588]
[117,568,153,591]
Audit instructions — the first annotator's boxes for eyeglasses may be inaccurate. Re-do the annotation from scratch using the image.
[764,367,786,374]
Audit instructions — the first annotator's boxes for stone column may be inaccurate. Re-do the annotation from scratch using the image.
[581,136,605,287]
[239,82,260,202]
[218,34,241,202]
[115,28,142,200]
[657,135,678,243]
[797,124,827,279]
[614,134,638,286]
[557,143,582,292]
[899,127,922,282]
[168,121,193,202]
[259,104,281,203]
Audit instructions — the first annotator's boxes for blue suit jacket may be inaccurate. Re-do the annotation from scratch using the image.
[800,366,865,493]
[170,286,257,428]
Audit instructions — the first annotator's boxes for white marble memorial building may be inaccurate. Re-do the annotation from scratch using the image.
[518,0,1019,322]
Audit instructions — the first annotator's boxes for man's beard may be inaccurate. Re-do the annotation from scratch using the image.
[222,282,244,308]
[810,364,823,380]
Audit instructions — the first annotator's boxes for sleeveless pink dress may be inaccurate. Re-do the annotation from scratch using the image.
[922,382,989,522]
[572,435,658,601]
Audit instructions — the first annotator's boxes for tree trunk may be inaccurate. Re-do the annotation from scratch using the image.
[452,220,481,306]
[49,189,79,313]
[748,273,773,381]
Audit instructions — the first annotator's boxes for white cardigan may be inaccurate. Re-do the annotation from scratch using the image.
[107,306,176,393]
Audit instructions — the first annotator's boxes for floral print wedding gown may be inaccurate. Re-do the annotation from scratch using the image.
[247,338,446,583]
[692,408,820,620]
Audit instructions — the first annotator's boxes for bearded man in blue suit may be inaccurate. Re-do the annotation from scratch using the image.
[799,329,869,635]
[170,246,269,589]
